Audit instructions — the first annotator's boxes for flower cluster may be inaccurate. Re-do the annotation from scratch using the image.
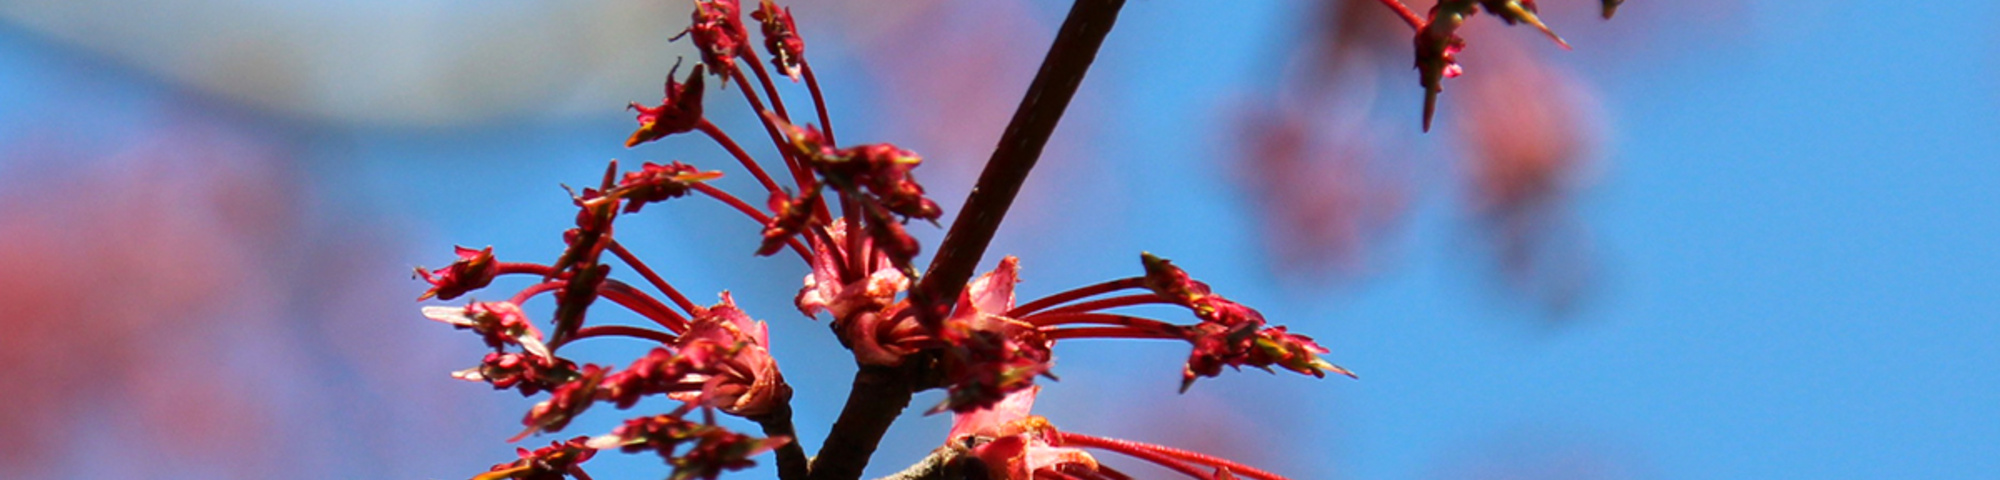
[1379,0,1595,130]
[408,0,1619,479]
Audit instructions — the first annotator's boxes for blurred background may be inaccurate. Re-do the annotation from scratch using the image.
[0,1,1994,479]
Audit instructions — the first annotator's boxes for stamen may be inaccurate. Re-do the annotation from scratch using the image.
[607,239,700,316]
[571,325,679,345]
[1008,277,1146,317]
[698,120,785,195]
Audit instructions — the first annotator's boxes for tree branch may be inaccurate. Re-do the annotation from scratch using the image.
[806,364,918,480]
[751,402,811,480]
[808,2,1126,479]
[915,0,1127,309]
[868,448,982,480]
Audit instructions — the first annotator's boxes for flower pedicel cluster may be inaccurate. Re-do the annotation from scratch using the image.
[415,1,1615,479]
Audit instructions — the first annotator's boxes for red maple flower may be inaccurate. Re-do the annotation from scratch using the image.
[414,245,498,301]
[474,436,598,480]
[750,0,806,81]
[948,387,1101,480]
[588,415,788,480]
[627,64,709,148]
[424,300,551,358]
[938,256,1054,413]
[615,161,724,213]
[455,351,581,397]
[675,0,749,77]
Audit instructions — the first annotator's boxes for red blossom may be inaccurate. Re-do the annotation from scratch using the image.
[1416,1,1474,132]
[474,436,598,480]
[522,364,609,439]
[757,188,819,257]
[415,245,498,301]
[597,294,789,417]
[795,219,919,365]
[675,0,749,77]
[627,64,709,148]
[947,387,1101,480]
[1139,253,1354,390]
[796,218,909,322]
[587,415,788,480]
[670,294,791,417]
[615,161,723,213]
[424,300,551,358]
[455,352,580,397]
[1477,0,1569,48]
[939,257,1054,413]
[750,0,806,81]
[777,117,942,223]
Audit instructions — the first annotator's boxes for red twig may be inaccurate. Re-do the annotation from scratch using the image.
[1376,0,1424,29]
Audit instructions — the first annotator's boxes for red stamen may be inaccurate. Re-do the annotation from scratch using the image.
[1034,294,1171,317]
[509,281,566,306]
[1058,432,1214,479]
[1022,313,1180,333]
[606,239,700,316]
[727,65,815,194]
[698,119,785,196]
[1008,277,1146,317]
[571,324,679,345]
[739,48,794,123]
[497,262,560,278]
[1057,432,1292,480]
[598,279,690,332]
[801,59,836,145]
[692,183,814,262]
[1043,327,1182,341]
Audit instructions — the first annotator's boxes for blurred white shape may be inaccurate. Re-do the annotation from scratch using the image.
[0,0,692,125]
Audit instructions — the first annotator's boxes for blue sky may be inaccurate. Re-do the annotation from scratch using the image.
[1,1,1995,479]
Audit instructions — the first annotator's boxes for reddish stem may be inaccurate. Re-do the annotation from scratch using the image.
[728,66,817,195]
[1044,326,1182,341]
[1024,313,1180,332]
[605,239,699,316]
[698,119,784,196]
[1008,276,1146,318]
[497,262,560,278]
[1376,0,1424,29]
[598,279,689,332]
[1057,432,1292,480]
[571,324,679,345]
[740,49,794,123]
[1034,294,1170,317]
[509,281,566,306]
[1061,432,1213,479]
[801,59,836,145]
[691,183,814,262]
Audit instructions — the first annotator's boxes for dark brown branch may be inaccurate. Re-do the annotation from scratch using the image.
[751,402,811,480]
[916,0,1126,309]
[808,2,1126,479]
[806,364,918,480]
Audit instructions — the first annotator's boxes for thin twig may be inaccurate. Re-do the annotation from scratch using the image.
[916,0,1127,312]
